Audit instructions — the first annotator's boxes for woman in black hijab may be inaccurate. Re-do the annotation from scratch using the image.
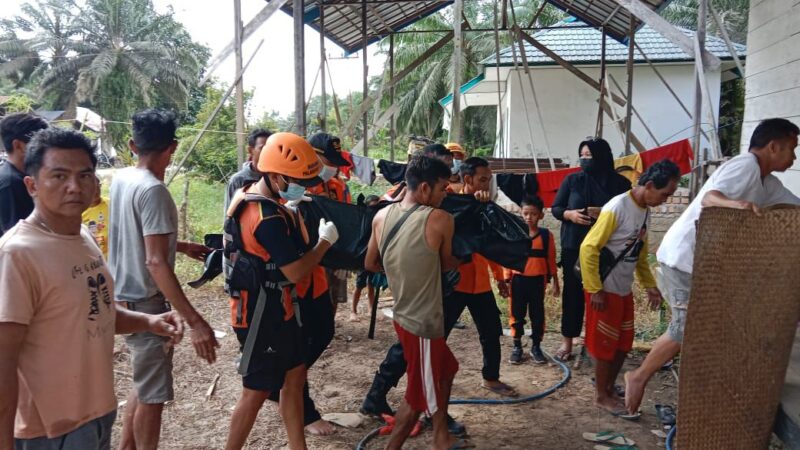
[551,138,631,361]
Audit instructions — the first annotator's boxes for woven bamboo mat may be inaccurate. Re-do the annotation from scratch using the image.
[677,207,800,449]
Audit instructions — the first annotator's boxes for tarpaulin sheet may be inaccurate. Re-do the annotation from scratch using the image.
[298,195,532,272]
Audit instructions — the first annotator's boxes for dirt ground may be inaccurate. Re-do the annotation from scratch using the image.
[110,278,680,450]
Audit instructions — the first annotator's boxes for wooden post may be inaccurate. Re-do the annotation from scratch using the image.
[690,0,707,198]
[595,27,607,138]
[180,175,190,240]
[294,0,306,135]
[449,0,463,143]
[166,40,265,186]
[361,0,368,156]
[319,0,327,131]
[201,0,289,85]
[389,33,395,161]
[624,15,635,155]
[233,0,245,167]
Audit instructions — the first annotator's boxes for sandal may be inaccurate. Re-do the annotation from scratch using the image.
[582,431,635,446]
[554,347,573,361]
[655,404,676,426]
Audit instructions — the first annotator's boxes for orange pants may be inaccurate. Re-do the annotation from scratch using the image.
[584,291,634,362]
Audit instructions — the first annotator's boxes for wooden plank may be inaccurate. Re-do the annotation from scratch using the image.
[745,5,800,57]
[201,0,289,85]
[745,59,800,100]
[709,3,744,77]
[319,0,327,131]
[294,0,306,135]
[694,32,722,159]
[233,0,245,167]
[516,29,626,107]
[624,14,635,155]
[612,0,721,70]
[609,73,659,147]
[343,31,454,136]
[449,0,463,143]
[167,40,265,186]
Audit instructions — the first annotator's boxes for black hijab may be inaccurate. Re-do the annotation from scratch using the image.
[578,138,619,191]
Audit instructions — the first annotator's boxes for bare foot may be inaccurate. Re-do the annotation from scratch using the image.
[595,394,624,414]
[624,371,646,415]
[305,419,336,436]
[348,312,360,322]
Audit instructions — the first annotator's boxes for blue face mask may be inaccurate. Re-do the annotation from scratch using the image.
[451,159,462,175]
[278,178,306,201]
[319,164,337,182]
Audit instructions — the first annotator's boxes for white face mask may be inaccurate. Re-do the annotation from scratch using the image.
[319,164,337,182]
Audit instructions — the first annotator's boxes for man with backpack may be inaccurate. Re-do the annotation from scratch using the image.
[223,132,339,450]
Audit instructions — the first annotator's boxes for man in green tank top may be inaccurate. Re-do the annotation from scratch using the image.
[365,154,468,450]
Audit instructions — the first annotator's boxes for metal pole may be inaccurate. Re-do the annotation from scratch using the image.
[389,33,395,161]
[319,0,327,132]
[596,26,607,138]
[233,0,245,166]
[690,0,707,197]
[361,0,368,156]
[449,0,463,143]
[624,15,635,155]
[293,0,306,135]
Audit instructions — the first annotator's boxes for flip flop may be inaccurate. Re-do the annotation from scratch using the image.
[447,438,473,449]
[582,431,636,446]
[594,445,638,450]
[655,404,676,426]
[481,382,519,398]
[554,348,573,361]
[611,409,642,421]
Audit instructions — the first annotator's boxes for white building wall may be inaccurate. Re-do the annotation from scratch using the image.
[741,0,800,194]
[499,63,722,164]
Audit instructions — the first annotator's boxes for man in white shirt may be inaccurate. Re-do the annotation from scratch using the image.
[625,118,800,414]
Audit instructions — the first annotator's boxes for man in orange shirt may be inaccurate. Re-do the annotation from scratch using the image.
[502,195,560,364]
[444,156,518,397]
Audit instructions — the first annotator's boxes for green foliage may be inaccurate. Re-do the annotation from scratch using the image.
[661,0,749,44]
[174,83,254,184]
[0,0,210,160]
[718,79,745,156]
[2,93,36,113]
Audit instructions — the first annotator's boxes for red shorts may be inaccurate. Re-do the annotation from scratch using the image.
[393,321,459,415]
[584,291,634,362]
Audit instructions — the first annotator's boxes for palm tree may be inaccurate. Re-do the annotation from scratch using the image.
[40,0,201,113]
[376,0,564,149]
[661,0,749,44]
[0,0,81,100]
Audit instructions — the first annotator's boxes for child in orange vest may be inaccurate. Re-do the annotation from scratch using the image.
[502,195,560,364]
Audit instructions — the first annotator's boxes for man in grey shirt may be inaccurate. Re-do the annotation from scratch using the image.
[108,109,218,450]
[224,128,272,214]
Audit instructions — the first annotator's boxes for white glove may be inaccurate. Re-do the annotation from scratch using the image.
[285,195,312,210]
[318,218,339,245]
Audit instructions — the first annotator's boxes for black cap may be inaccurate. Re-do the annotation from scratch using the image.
[308,132,351,168]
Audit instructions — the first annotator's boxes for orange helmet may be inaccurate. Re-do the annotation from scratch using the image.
[257,132,322,186]
[445,142,465,154]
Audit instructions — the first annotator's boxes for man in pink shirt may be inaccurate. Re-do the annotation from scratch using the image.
[0,128,182,450]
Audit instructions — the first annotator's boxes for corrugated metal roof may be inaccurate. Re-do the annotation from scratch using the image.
[482,19,746,66]
[280,0,453,54]
[545,0,668,42]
